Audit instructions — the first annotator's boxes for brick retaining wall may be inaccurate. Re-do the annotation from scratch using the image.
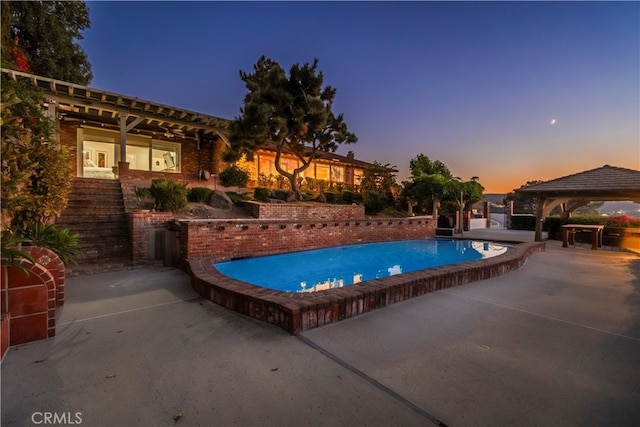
[179,217,435,261]
[187,241,545,334]
[128,211,175,262]
[244,201,365,219]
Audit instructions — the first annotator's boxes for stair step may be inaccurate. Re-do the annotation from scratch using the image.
[56,221,127,230]
[59,209,125,217]
[57,178,133,275]
[66,196,124,203]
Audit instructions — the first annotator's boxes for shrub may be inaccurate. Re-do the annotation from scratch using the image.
[544,217,562,235]
[324,191,339,204]
[257,173,271,188]
[341,190,356,204]
[362,190,385,213]
[134,186,152,200]
[316,179,329,192]
[150,179,188,212]
[605,214,640,228]
[219,165,249,187]
[274,174,289,189]
[305,177,317,192]
[2,84,73,229]
[253,187,271,202]
[187,187,213,203]
[510,214,537,230]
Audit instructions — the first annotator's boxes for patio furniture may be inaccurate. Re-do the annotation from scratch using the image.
[562,224,604,250]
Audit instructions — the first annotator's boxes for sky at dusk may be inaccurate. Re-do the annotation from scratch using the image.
[80,1,639,193]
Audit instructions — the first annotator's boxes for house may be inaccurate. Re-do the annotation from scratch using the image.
[2,68,371,193]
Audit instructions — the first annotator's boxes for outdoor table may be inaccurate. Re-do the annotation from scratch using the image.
[562,224,604,250]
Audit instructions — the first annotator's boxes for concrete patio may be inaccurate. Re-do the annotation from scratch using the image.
[2,236,638,426]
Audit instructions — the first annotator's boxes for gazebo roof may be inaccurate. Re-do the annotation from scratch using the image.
[515,165,640,201]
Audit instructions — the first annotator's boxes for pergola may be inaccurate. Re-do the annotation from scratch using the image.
[515,165,640,241]
[1,68,231,163]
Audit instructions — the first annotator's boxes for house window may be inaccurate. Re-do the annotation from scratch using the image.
[81,127,181,176]
[354,169,364,186]
[82,140,117,179]
[152,140,180,172]
[331,165,345,183]
[127,141,150,171]
[315,164,330,181]
[270,160,290,174]
[126,139,180,173]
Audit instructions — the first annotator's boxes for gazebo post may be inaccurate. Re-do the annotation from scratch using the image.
[535,196,546,242]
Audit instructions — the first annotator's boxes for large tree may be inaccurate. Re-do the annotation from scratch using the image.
[409,154,452,179]
[1,0,92,84]
[402,154,484,224]
[402,154,454,216]
[0,0,86,229]
[227,56,357,198]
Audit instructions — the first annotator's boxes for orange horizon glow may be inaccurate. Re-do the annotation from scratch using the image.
[480,158,640,194]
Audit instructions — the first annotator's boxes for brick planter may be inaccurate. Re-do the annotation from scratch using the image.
[25,246,66,306]
[0,248,65,357]
[1,260,57,346]
[1,313,9,360]
[187,240,544,334]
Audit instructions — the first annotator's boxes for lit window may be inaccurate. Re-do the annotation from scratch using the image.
[152,140,180,172]
[331,165,344,183]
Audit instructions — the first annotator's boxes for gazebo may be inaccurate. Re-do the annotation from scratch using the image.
[514,165,640,241]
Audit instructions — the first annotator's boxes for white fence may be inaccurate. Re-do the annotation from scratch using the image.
[470,214,507,230]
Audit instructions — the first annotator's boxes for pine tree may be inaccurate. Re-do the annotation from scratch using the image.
[228,56,357,198]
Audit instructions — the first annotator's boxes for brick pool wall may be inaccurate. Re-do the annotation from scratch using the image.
[179,217,436,261]
[187,240,545,334]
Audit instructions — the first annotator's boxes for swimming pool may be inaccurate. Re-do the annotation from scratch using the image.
[215,239,508,293]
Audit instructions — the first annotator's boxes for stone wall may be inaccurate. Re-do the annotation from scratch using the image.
[179,217,435,261]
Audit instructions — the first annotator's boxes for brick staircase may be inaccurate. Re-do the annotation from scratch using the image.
[56,178,132,276]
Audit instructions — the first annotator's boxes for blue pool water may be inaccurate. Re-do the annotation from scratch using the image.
[214,239,508,293]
